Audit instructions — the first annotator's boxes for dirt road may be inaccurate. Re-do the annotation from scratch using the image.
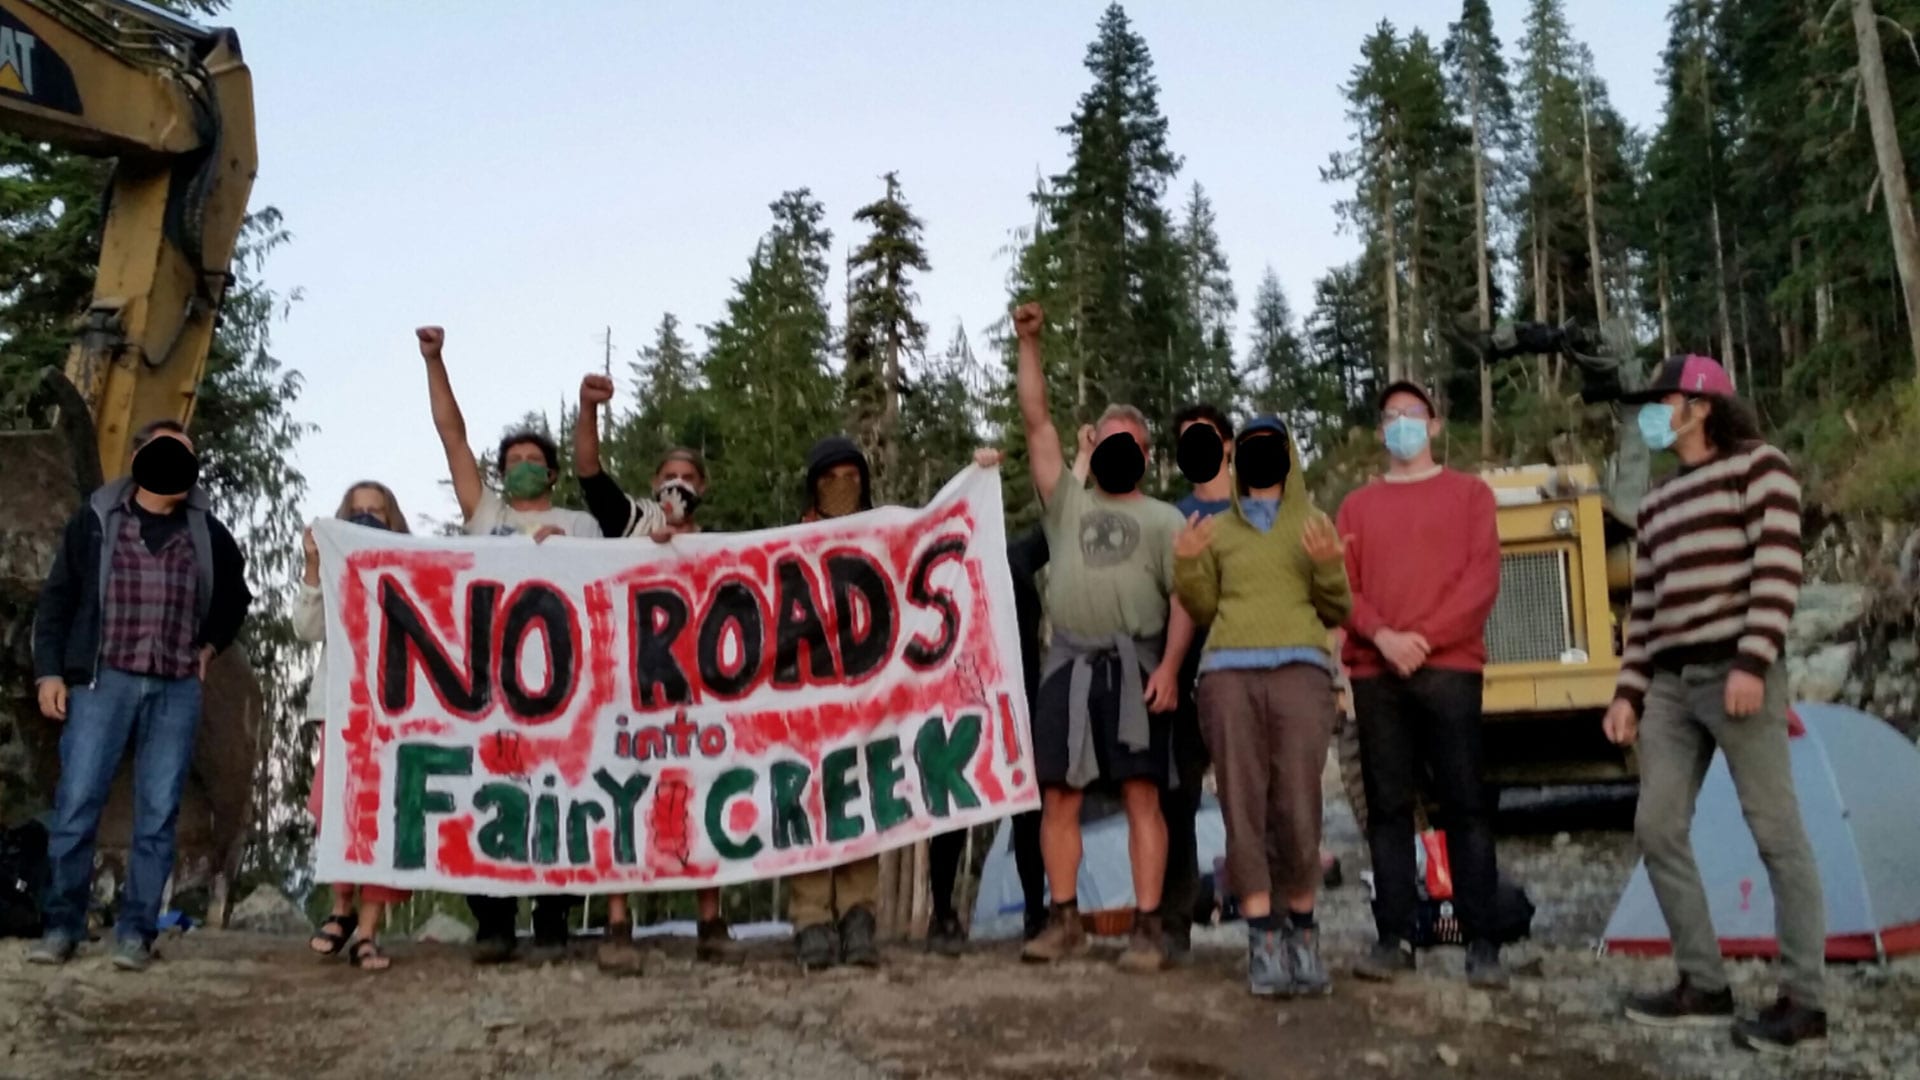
[4,791,1912,1078]
[0,928,1654,1080]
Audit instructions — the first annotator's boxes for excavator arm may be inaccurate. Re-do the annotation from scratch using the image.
[2,0,255,477]
[0,0,259,917]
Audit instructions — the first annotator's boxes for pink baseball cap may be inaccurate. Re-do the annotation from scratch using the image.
[1622,354,1736,402]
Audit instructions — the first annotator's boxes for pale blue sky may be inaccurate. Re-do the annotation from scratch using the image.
[223,1,1669,534]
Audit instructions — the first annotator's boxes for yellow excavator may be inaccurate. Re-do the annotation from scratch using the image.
[0,0,259,921]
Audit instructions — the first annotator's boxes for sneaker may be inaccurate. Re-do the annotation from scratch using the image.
[1733,996,1828,1055]
[1117,910,1168,975]
[1283,924,1331,997]
[1352,937,1416,983]
[1623,977,1736,1029]
[839,906,880,968]
[696,918,743,964]
[927,912,967,958]
[595,923,645,977]
[26,933,77,966]
[1466,940,1509,990]
[1247,926,1287,998]
[471,936,517,966]
[795,922,838,971]
[110,938,152,973]
[1021,901,1086,963]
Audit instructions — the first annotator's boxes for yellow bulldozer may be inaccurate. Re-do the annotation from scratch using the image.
[1474,320,1653,788]
[0,0,259,920]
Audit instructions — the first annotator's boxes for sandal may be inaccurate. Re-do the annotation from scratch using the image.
[310,913,358,956]
[348,938,391,972]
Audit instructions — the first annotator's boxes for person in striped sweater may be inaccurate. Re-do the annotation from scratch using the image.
[1602,355,1827,1055]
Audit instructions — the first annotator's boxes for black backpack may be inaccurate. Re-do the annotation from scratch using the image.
[0,820,48,939]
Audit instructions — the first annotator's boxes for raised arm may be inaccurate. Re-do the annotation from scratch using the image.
[1013,303,1065,504]
[575,374,613,479]
[416,326,485,521]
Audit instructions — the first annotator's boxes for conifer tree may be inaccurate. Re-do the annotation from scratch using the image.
[1445,0,1517,452]
[1178,182,1240,414]
[1245,268,1338,455]
[1015,3,1187,425]
[844,172,932,500]
[1328,22,1408,382]
[700,189,837,530]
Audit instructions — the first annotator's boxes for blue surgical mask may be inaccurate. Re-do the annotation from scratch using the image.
[1383,417,1430,462]
[1637,404,1678,451]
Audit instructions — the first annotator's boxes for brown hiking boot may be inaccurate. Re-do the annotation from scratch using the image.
[1020,901,1086,964]
[1117,910,1168,974]
[595,923,646,977]
[696,918,743,964]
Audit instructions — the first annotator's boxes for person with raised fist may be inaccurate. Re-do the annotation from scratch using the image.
[416,326,598,541]
[415,326,597,964]
[1010,301,1194,976]
[571,372,738,975]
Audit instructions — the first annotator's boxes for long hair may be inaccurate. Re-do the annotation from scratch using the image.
[1698,394,1763,454]
[334,481,411,533]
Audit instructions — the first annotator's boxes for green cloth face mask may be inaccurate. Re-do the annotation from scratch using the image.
[503,460,552,500]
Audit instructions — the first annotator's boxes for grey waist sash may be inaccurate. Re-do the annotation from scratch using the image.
[1041,629,1166,790]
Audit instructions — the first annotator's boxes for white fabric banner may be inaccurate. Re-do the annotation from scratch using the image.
[311,466,1036,894]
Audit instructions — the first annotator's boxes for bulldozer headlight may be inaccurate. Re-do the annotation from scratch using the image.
[1551,508,1576,535]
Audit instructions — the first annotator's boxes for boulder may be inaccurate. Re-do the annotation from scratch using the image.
[1789,584,1867,652]
[1794,644,1857,704]
[228,887,310,936]
[414,911,475,944]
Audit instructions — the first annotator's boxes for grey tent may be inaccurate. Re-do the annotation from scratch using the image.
[969,793,1227,942]
[1604,702,1920,962]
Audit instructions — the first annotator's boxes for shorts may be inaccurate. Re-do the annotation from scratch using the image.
[1031,657,1171,791]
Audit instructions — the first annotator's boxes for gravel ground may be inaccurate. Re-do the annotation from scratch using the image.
[0,779,1912,1078]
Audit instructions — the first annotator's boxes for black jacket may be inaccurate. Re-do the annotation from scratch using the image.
[33,478,252,685]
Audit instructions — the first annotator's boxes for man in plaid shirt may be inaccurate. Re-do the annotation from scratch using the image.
[29,420,251,972]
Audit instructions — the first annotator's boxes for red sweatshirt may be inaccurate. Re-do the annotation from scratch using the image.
[1335,467,1501,679]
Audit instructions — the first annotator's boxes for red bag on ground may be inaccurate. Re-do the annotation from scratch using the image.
[1421,830,1454,901]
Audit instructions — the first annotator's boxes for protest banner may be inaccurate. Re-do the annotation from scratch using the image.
[311,466,1036,894]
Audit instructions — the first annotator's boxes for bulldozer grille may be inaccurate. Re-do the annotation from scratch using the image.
[1485,550,1575,665]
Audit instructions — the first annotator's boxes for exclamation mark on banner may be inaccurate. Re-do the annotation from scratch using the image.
[997,693,1025,788]
[1739,878,1754,912]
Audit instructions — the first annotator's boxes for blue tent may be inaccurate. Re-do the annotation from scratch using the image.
[1604,703,1920,962]
[969,793,1227,942]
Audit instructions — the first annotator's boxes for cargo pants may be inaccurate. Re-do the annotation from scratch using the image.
[788,856,880,928]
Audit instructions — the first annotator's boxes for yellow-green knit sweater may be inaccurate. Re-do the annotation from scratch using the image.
[1173,433,1352,654]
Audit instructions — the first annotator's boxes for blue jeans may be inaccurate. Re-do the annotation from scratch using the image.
[43,668,203,944]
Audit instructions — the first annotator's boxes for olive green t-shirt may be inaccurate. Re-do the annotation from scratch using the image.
[1041,479,1184,640]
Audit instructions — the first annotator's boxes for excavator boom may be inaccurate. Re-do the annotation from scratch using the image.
[2,0,255,475]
